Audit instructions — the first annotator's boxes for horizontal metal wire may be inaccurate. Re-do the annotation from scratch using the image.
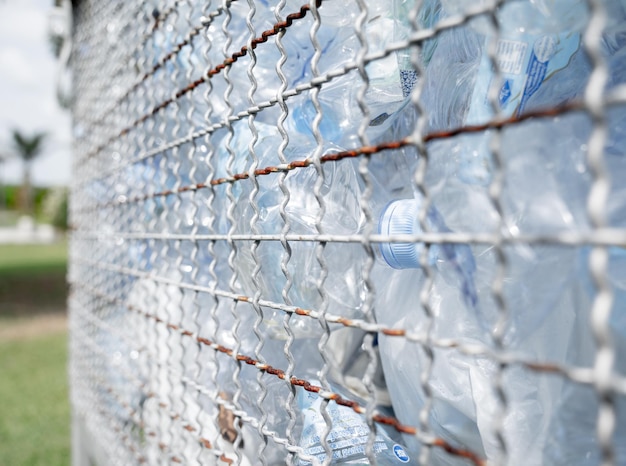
[83,0,238,132]
[71,279,491,465]
[76,0,323,167]
[71,298,352,466]
[72,99,611,216]
[70,228,626,248]
[71,275,626,397]
[74,59,626,199]
[70,0,626,463]
[74,0,512,174]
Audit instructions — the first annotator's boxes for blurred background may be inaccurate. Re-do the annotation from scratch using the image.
[0,0,71,465]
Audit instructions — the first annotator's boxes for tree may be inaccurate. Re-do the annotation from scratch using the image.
[11,130,46,215]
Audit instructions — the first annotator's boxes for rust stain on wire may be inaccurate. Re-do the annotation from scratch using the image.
[220,454,235,464]
[523,361,566,374]
[432,438,487,466]
[79,0,323,166]
[209,139,410,186]
[99,371,230,462]
[75,281,485,465]
[77,139,411,213]
[207,0,322,78]
[423,100,584,143]
[86,1,240,134]
[70,262,597,389]
[76,102,584,215]
[381,328,406,337]
[150,4,175,33]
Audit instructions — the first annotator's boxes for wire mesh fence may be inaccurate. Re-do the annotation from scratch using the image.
[68,0,626,464]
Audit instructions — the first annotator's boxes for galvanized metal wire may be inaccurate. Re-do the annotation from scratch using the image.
[69,0,626,465]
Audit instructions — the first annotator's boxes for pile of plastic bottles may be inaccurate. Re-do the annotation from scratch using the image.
[118,0,626,464]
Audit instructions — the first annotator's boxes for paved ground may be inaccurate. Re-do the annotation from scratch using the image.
[0,312,67,342]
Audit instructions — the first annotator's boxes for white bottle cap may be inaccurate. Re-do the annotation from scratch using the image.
[378,199,423,269]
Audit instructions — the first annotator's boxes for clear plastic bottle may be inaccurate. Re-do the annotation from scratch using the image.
[121,1,626,464]
[217,117,364,340]
[372,1,626,465]
[296,379,416,465]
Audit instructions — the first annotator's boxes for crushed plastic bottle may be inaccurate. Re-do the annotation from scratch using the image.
[296,380,415,466]
[204,327,411,465]
[214,117,363,340]
[202,0,414,144]
[117,0,626,464]
[371,0,626,465]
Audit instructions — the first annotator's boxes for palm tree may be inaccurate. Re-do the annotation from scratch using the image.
[11,130,46,215]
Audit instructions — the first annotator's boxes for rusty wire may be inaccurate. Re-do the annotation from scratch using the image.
[73,101,594,216]
[72,278,488,466]
[71,260,626,395]
[69,0,626,464]
[76,0,322,168]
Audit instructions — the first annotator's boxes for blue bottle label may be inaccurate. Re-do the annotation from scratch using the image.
[466,32,580,125]
[297,387,411,464]
[297,389,389,464]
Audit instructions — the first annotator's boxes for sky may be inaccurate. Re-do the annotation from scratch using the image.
[0,0,72,187]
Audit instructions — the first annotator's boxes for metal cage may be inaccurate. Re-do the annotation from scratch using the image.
[68,0,626,465]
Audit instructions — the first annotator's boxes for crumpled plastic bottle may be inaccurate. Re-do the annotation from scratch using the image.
[372,0,626,464]
[295,380,416,465]
[120,0,626,464]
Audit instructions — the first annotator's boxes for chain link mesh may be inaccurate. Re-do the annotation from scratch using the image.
[69,0,626,465]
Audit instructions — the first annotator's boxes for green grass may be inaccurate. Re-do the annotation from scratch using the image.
[0,330,70,466]
[0,242,67,273]
[0,242,68,317]
[0,243,71,464]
